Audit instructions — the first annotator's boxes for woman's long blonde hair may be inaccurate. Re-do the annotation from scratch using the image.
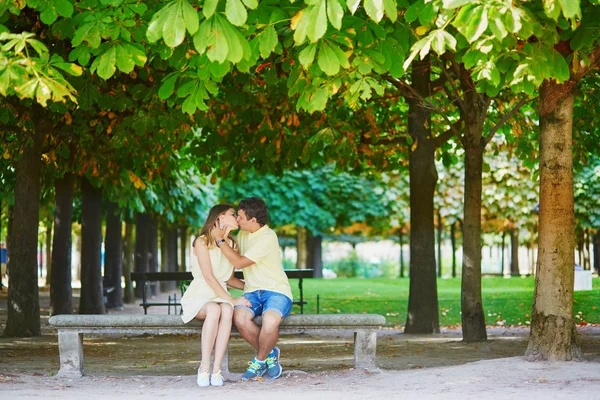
[193,204,238,249]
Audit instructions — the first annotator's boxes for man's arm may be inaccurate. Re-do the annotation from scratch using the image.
[218,241,255,269]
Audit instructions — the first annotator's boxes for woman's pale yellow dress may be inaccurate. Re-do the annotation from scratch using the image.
[180,240,234,323]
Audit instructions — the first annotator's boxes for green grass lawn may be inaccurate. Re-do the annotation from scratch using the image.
[285,276,600,328]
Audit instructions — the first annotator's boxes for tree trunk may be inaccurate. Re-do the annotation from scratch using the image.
[44,216,53,287]
[162,225,178,291]
[525,79,580,361]
[50,174,74,316]
[160,225,168,291]
[577,231,584,267]
[593,230,599,274]
[3,124,43,337]
[148,215,159,296]
[104,201,123,309]
[123,222,135,304]
[460,77,489,342]
[296,227,308,270]
[179,226,187,272]
[501,231,506,275]
[399,230,405,278]
[312,235,323,278]
[450,222,457,278]
[134,213,149,299]
[510,228,520,276]
[39,241,43,278]
[584,229,591,271]
[437,209,443,278]
[79,178,105,314]
[405,57,440,334]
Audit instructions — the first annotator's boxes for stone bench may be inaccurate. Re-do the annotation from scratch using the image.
[48,314,386,378]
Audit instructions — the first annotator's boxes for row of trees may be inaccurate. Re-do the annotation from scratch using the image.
[2,0,600,361]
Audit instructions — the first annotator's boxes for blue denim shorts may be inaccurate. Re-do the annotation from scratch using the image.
[235,290,293,318]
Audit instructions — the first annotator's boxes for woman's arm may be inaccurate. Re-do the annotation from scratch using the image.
[195,240,236,303]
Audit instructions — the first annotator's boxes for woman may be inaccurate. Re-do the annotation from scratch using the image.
[180,204,251,387]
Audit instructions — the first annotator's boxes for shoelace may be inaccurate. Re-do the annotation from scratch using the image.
[247,361,263,373]
[265,354,277,366]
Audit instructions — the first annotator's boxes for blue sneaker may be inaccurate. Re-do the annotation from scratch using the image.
[265,347,282,379]
[241,358,267,381]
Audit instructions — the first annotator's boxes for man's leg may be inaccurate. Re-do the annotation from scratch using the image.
[261,292,292,380]
[256,311,282,360]
[233,307,260,349]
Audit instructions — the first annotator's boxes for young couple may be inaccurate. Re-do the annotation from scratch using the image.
[180,197,293,387]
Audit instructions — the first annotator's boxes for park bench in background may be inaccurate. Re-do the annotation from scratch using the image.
[131,269,313,315]
[48,313,386,378]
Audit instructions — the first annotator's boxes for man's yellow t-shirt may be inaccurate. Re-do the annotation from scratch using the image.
[237,225,293,301]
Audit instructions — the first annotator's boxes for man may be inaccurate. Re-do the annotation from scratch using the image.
[217,197,292,381]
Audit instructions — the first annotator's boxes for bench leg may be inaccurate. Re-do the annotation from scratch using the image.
[354,330,377,369]
[57,331,84,378]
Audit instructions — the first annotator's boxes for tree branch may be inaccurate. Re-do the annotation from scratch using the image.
[572,46,600,82]
[386,75,463,142]
[437,55,465,112]
[433,120,463,148]
[483,96,535,146]
[384,76,412,98]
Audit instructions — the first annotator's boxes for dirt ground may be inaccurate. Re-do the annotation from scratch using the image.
[1,288,600,399]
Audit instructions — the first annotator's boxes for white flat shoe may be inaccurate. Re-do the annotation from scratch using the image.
[211,370,224,386]
[197,369,210,387]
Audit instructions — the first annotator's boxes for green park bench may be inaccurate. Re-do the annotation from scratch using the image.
[48,313,386,378]
[130,269,313,315]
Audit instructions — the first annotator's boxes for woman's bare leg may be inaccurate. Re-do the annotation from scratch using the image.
[212,303,233,372]
[195,302,222,372]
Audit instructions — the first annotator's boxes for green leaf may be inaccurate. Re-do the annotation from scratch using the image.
[259,24,278,58]
[327,0,344,30]
[96,46,117,79]
[489,8,508,41]
[309,86,328,111]
[163,2,187,47]
[207,18,229,63]
[40,6,58,25]
[442,0,471,10]
[182,0,200,35]
[204,0,219,19]
[330,42,349,68]
[116,44,135,73]
[241,0,258,9]
[548,49,570,82]
[383,0,397,22]
[317,42,340,75]
[147,4,170,43]
[51,61,83,76]
[226,0,248,26]
[299,43,317,68]
[55,0,74,17]
[364,0,384,22]
[558,0,581,20]
[455,4,488,43]
[347,0,361,14]
[293,9,311,45]
[404,0,423,23]
[193,20,212,54]
[159,74,178,100]
[307,1,328,43]
[219,18,243,63]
